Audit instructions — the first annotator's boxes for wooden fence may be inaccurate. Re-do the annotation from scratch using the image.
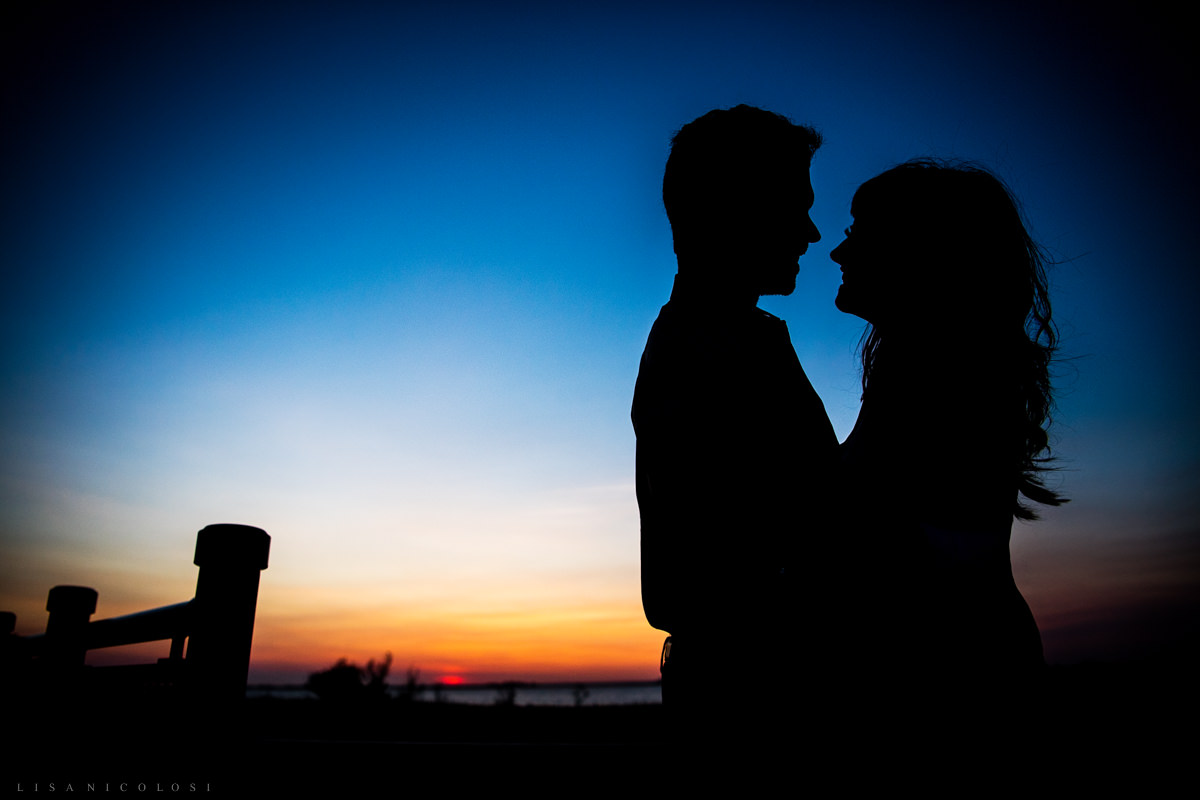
[3,523,270,703]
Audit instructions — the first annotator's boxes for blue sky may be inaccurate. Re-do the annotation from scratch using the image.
[1,0,1195,680]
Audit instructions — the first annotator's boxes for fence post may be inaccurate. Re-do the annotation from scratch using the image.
[0,611,17,678]
[44,585,98,673]
[186,524,270,702]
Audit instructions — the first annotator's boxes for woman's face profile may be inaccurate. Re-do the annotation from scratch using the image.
[831,214,893,323]
[831,188,941,325]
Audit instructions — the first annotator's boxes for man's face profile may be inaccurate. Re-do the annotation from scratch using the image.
[742,161,820,297]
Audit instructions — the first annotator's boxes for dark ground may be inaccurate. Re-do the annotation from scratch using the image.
[6,661,1194,794]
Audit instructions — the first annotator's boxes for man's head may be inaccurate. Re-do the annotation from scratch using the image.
[663,105,821,296]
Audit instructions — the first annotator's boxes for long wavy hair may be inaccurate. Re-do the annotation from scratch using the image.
[852,159,1064,520]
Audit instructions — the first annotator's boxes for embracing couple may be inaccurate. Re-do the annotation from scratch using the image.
[632,105,1064,741]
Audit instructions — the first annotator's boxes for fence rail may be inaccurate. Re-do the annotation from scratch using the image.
[3,523,270,703]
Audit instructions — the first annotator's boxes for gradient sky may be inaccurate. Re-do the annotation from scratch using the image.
[2,0,1196,684]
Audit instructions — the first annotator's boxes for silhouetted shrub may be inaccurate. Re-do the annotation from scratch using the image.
[396,664,421,703]
[306,652,393,703]
[494,681,519,706]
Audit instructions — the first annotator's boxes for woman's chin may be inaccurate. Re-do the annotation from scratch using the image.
[835,292,873,323]
[835,285,866,318]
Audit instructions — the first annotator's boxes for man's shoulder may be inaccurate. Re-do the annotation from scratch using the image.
[750,307,790,339]
[652,300,787,332]
[640,302,796,364]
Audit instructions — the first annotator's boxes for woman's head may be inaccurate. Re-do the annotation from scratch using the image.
[832,159,1051,342]
[834,158,1064,519]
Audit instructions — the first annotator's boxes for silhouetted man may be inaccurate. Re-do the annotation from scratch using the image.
[632,105,836,737]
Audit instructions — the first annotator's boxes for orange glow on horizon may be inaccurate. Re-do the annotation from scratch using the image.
[247,605,666,684]
[239,568,668,683]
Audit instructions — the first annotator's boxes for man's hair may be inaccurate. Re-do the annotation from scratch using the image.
[662,104,821,250]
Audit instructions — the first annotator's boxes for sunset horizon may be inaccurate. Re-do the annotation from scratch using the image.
[2,1,1195,692]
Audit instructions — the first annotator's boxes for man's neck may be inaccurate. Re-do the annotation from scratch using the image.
[669,270,760,311]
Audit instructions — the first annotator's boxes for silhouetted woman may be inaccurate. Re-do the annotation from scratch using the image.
[829,159,1064,698]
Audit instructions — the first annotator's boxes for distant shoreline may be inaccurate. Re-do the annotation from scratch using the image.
[248,678,664,706]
